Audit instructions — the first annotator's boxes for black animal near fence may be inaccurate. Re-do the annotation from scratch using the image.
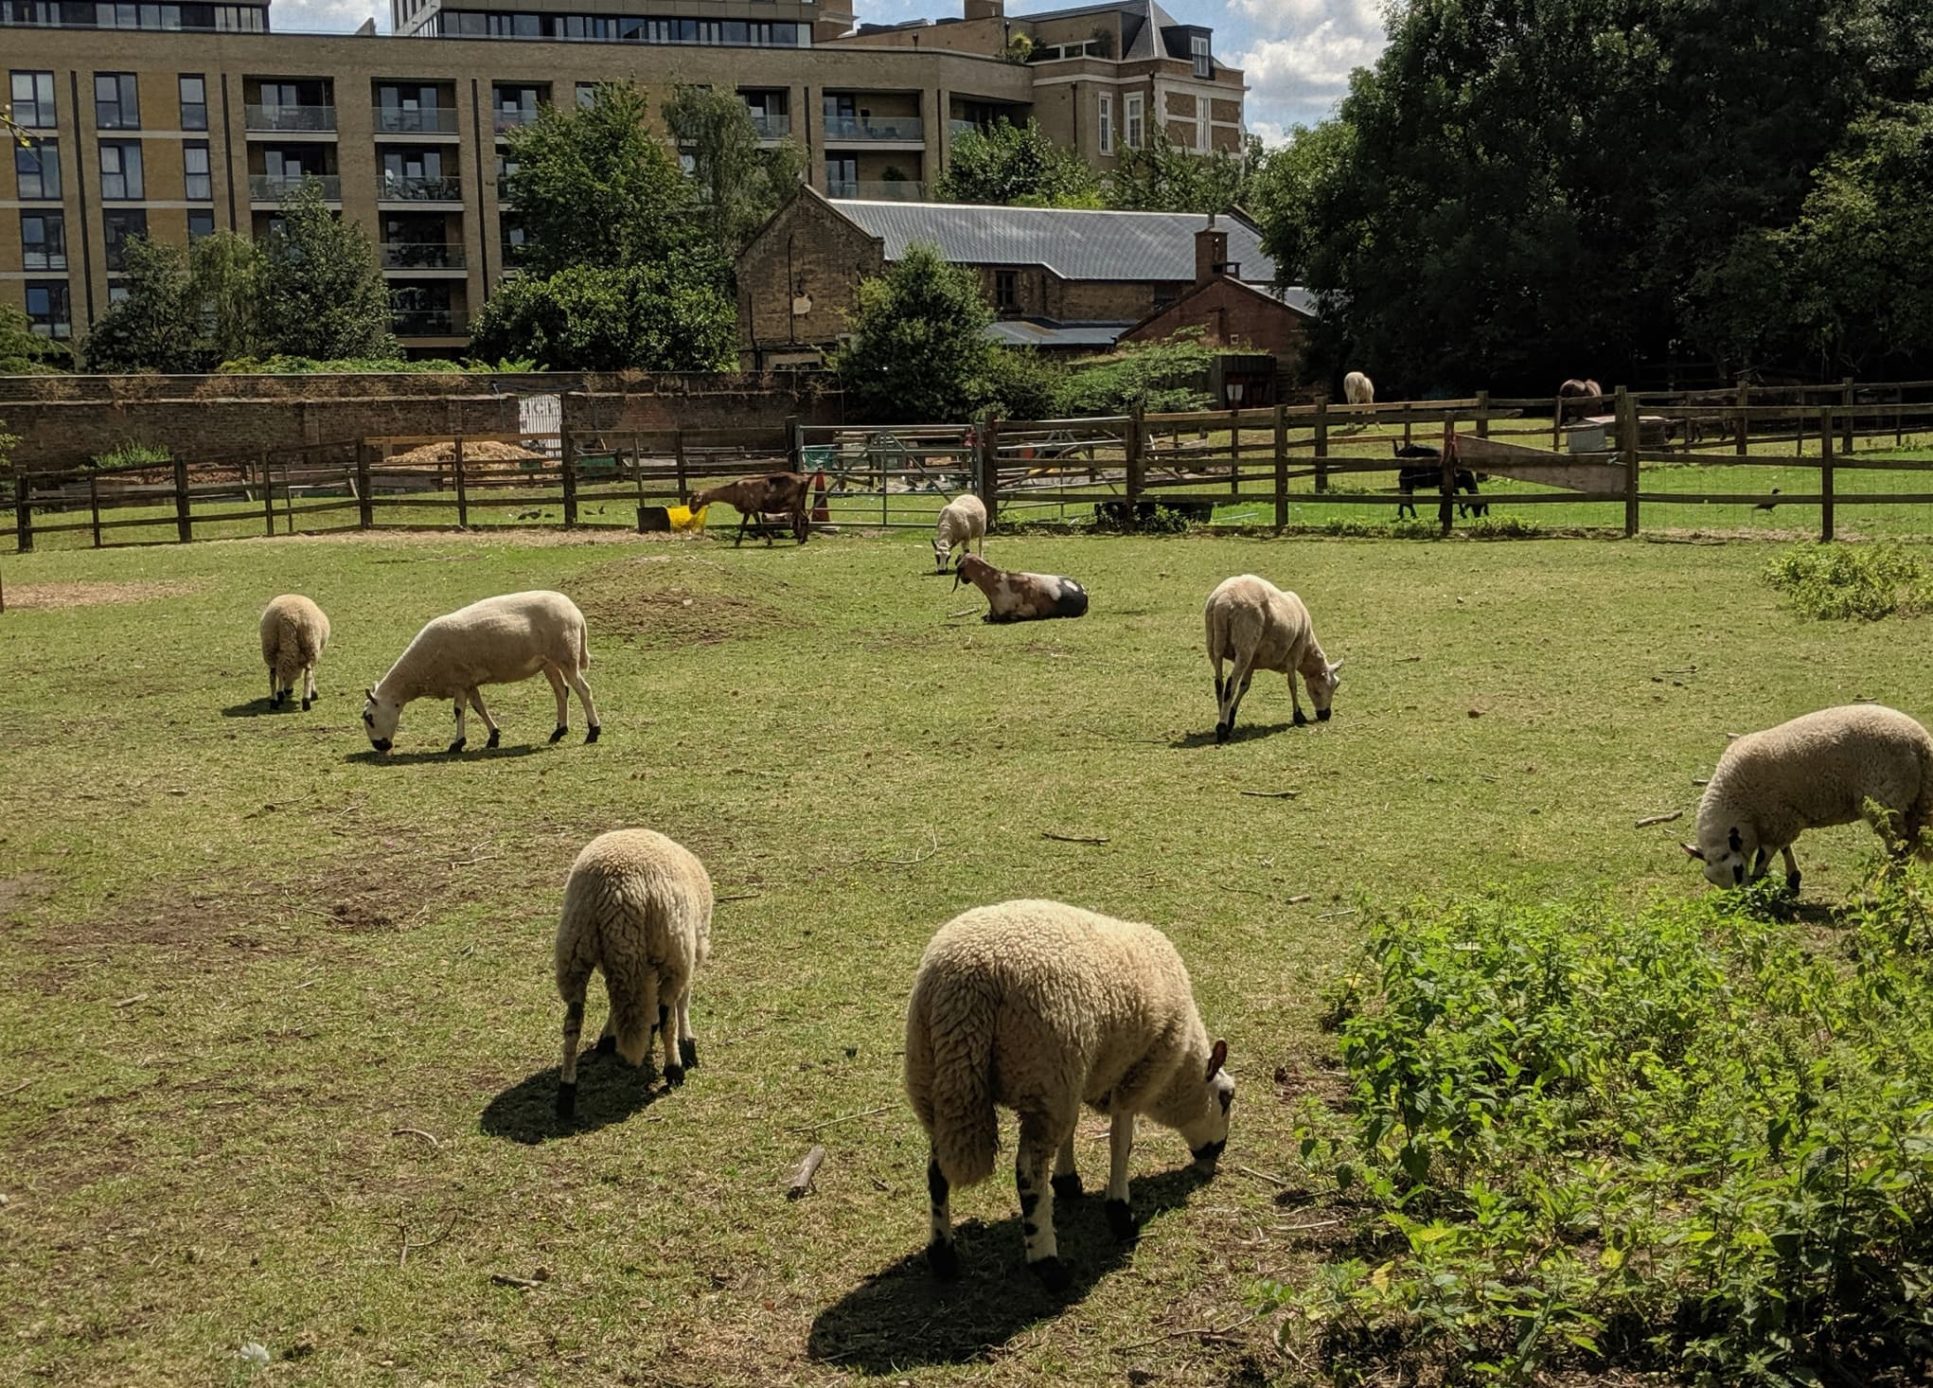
[10,382,1933,553]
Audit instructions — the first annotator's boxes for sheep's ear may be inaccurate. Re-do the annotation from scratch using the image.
[1329,658,1344,674]
[364,686,375,701]
[1681,842,1705,861]
[1205,1039,1228,1081]
[1729,826,1743,853]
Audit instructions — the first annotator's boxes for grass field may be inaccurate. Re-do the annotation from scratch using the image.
[5,523,1933,1385]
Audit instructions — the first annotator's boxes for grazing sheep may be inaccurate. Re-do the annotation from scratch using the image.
[954,553,1087,623]
[1204,575,1341,743]
[1684,704,1933,893]
[1558,378,1603,424]
[904,899,1234,1290]
[554,829,713,1120]
[688,472,810,547]
[1342,371,1375,406]
[361,590,600,755]
[932,494,987,574]
[1392,442,1486,519]
[260,594,330,711]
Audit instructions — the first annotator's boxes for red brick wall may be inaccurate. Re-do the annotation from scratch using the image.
[1122,280,1310,370]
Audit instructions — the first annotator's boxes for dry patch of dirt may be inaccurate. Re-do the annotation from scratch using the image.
[0,871,52,922]
[6,580,201,611]
[571,557,789,646]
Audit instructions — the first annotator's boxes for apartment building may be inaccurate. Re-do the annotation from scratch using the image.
[0,0,1245,353]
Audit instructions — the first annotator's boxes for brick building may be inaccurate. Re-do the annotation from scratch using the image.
[737,189,1312,371]
[0,0,1244,353]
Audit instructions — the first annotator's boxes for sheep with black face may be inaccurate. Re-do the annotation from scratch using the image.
[1203,574,1341,743]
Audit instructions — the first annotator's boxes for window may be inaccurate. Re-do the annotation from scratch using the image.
[179,74,207,129]
[20,211,66,270]
[99,140,144,199]
[95,72,140,129]
[576,82,598,109]
[825,155,856,197]
[1098,93,1112,155]
[1195,96,1208,152]
[15,141,60,198]
[10,71,56,128]
[103,208,148,269]
[109,283,131,304]
[25,280,71,338]
[184,140,211,198]
[1124,93,1144,149]
[995,270,1018,311]
[1191,33,1211,79]
[188,208,215,240]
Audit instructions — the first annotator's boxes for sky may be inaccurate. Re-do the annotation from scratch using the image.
[271,0,1388,142]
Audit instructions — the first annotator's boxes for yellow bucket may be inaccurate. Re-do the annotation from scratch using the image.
[668,504,707,532]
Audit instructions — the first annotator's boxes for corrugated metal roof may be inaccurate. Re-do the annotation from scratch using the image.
[985,319,1134,347]
[830,199,1277,284]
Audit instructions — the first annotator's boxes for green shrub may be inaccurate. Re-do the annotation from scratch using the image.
[217,355,464,374]
[1464,513,1542,539]
[1276,870,1933,1385]
[90,441,172,468]
[1764,541,1932,620]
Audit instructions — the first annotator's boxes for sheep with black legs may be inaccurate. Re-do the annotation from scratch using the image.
[1684,704,1933,894]
[904,899,1234,1291]
[553,829,712,1120]
[361,590,600,755]
[1204,575,1341,743]
[932,494,987,574]
[260,594,330,711]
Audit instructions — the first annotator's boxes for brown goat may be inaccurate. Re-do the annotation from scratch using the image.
[689,472,810,547]
[953,553,1089,623]
[1557,378,1604,425]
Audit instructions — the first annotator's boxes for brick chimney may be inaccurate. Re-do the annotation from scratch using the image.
[1195,213,1230,286]
[965,0,1004,19]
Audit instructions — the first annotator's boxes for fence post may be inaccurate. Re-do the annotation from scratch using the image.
[453,435,468,528]
[1735,380,1750,457]
[1820,405,1835,543]
[1313,395,1329,493]
[1617,386,1640,538]
[786,415,802,472]
[356,444,373,530]
[561,430,578,530]
[262,448,277,536]
[674,429,689,505]
[980,417,1001,524]
[1840,377,1854,455]
[174,457,192,544]
[13,474,32,554]
[1229,416,1241,496]
[1437,415,1455,536]
[1125,406,1145,521]
[90,473,102,548]
[1273,403,1288,532]
[1475,389,1490,441]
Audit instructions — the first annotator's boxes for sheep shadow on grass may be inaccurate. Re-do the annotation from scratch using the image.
[806,1166,1208,1371]
[479,1052,663,1144]
[1171,721,1296,749]
[344,744,548,766]
[220,698,304,719]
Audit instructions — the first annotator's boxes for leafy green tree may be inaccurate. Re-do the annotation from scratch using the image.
[1053,332,1216,415]
[469,261,736,372]
[258,181,397,360]
[81,237,204,373]
[933,120,1102,208]
[1107,131,1267,214]
[833,243,996,421]
[0,305,70,373]
[662,83,805,254]
[191,230,265,365]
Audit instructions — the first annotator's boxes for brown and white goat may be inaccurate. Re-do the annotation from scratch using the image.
[689,472,810,547]
[953,554,1088,623]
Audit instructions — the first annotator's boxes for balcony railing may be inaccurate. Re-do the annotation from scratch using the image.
[375,106,459,135]
[392,309,466,336]
[245,104,337,133]
[949,119,983,138]
[823,114,924,142]
[249,173,341,201]
[377,174,463,202]
[748,113,791,139]
[381,242,466,270]
[832,180,927,202]
[493,107,541,131]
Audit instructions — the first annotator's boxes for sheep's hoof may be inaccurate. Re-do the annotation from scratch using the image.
[1051,1172,1083,1201]
[549,725,568,744]
[1105,1199,1139,1242]
[593,1034,617,1056]
[584,725,601,745]
[678,1037,698,1069]
[663,1062,685,1088]
[486,729,500,749]
[927,1241,960,1281]
[1786,871,1802,895]
[1028,1256,1070,1294]
[301,697,312,712]
[1293,709,1309,727]
[1214,722,1230,745]
[446,737,466,755]
[554,1081,576,1121]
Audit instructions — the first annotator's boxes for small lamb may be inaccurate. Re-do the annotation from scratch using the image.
[904,899,1234,1290]
[953,553,1088,623]
[1204,575,1342,743]
[554,829,713,1120]
[932,494,987,574]
[260,594,330,711]
[1685,704,1933,893]
[361,590,600,755]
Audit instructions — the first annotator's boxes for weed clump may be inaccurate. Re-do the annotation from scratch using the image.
[1764,541,1931,620]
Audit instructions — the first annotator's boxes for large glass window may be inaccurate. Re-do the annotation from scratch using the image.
[179,74,207,129]
[25,280,71,338]
[94,72,140,128]
[188,208,215,240]
[99,139,144,199]
[1191,33,1211,79]
[10,71,56,127]
[1124,93,1144,149]
[20,211,66,270]
[16,140,60,198]
[1098,93,1112,155]
[103,208,147,269]
[184,140,211,198]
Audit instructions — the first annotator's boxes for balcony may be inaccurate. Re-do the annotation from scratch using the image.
[749,113,791,140]
[249,173,341,201]
[375,107,459,135]
[245,104,337,133]
[377,174,463,203]
[393,309,466,336]
[493,108,541,132]
[832,180,927,202]
[949,119,983,139]
[381,242,466,270]
[824,115,924,143]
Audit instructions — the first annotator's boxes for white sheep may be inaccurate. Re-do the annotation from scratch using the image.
[1684,704,1933,893]
[904,899,1234,1290]
[360,590,600,755]
[1204,575,1342,743]
[1343,371,1375,406]
[554,829,713,1120]
[932,494,987,574]
[259,594,330,711]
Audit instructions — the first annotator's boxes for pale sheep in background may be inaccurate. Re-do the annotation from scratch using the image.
[1343,371,1375,406]
[1685,703,1933,894]
[361,590,600,755]
[1204,575,1342,743]
[554,829,713,1120]
[932,494,987,574]
[904,899,1234,1291]
[259,594,330,711]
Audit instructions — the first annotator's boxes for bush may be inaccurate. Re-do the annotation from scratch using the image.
[1275,869,1933,1385]
[1052,332,1214,416]
[1463,513,1542,539]
[217,355,464,374]
[91,441,171,468]
[1764,541,1932,620]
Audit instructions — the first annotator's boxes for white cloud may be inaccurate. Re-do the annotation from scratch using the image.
[1236,17,1386,130]
[273,0,380,32]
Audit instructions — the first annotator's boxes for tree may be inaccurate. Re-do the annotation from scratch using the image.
[1107,131,1267,214]
[0,305,70,373]
[662,83,805,255]
[192,230,265,365]
[833,243,997,422]
[257,181,397,360]
[469,261,737,372]
[81,237,204,373]
[933,120,1102,208]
